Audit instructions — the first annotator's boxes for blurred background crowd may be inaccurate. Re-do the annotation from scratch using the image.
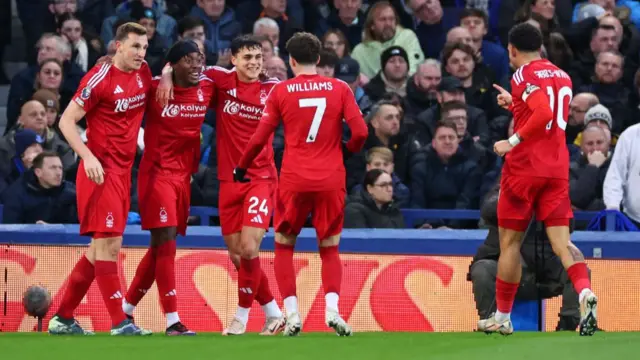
[0,0,639,231]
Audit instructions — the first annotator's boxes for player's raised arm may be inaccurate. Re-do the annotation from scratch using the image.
[340,81,368,153]
[235,85,282,181]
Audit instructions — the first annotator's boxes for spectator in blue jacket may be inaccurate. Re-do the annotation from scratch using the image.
[410,121,481,228]
[188,0,242,62]
[351,146,410,208]
[2,152,77,224]
[101,0,177,45]
[0,129,44,198]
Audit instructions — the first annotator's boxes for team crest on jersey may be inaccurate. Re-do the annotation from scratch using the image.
[81,87,91,100]
[136,74,143,88]
[197,88,204,102]
[260,89,267,105]
[159,207,167,223]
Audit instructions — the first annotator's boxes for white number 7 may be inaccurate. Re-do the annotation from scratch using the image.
[299,98,327,143]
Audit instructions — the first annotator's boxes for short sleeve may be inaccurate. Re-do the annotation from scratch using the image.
[73,63,110,113]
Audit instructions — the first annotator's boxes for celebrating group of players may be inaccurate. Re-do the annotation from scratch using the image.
[46,21,367,336]
[45,20,598,337]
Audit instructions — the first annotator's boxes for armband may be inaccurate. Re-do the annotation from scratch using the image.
[508,133,521,147]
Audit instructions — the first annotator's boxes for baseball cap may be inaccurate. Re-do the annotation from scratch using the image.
[438,76,464,92]
[32,89,60,112]
[584,104,613,129]
[14,129,44,157]
[334,57,360,83]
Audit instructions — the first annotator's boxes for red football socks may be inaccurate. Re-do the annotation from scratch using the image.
[238,257,262,308]
[155,240,178,314]
[567,262,591,295]
[254,269,275,306]
[95,260,127,326]
[319,245,342,295]
[57,256,95,319]
[495,277,519,313]
[125,247,156,307]
[274,242,296,298]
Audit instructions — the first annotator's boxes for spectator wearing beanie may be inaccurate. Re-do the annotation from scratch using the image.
[364,46,410,103]
[573,104,619,149]
[131,4,170,75]
[32,89,60,129]
[0,129,44,197]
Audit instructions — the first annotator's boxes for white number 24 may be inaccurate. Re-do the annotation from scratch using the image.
[545,86,572,131]
[299,98,327,143]
[248,196,268,216]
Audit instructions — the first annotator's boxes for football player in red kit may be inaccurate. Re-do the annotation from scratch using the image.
[235,32,368,336]
[157,35,284,336]
[484,23,597,336]
[120,40,212,336]
[49,23,152,336]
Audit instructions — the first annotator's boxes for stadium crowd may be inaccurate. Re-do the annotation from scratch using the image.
[0,0,639,231]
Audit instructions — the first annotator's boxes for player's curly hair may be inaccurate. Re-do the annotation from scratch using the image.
[286,32,322,65]
[508,23,543,53]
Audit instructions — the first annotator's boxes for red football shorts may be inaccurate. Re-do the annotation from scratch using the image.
[76,161,131,237]
[218,181,276,235]
[138,172,191,236]
[275,188,346,241]
[497,175,573,231]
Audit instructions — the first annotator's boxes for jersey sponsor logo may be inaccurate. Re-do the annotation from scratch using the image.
[106,212,114,228]
[114,85,124,94]
[159,207,168,223]
[160,103,208,118]
[222,99,262,120]
[114,93,146,112]
[81,87,91,100]
[522,83,540,102]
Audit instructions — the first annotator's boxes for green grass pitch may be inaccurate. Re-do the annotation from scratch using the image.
[1,332,640,360]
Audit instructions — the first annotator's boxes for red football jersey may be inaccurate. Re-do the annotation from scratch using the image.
[505,59,572,180]
[140,76,215,177]
[261,74,366,192]
[73,62,152,174]
[204,66,278,182]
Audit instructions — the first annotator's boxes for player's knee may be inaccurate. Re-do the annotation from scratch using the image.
[93,236,122,259]
[228,252,241,270]
[238,238,260,259]
[275,232,296,246]
[319,234,340,248]
[150,227,177,247]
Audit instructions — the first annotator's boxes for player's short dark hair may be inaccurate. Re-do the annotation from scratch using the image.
[363,168,387,189]
[433,121,458,136]
[442,42,476,65]
[318,48,339,68]
[286,32,322,65]
[440,100,467,119]
[33,151,60,169]
[508,23,543,53]
[177,16,205,36]
[230,34,262,56]
[114,22,147,42]
[459,8,488,26]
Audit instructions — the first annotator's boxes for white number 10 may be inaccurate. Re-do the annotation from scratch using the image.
[545,86,572,131]
[299,98,327,143]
